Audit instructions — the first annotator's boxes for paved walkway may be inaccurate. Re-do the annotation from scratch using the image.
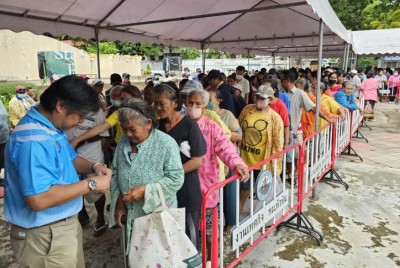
[1,103,399,268]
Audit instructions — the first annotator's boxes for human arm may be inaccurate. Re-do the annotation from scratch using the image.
[25,177,110,211]
[284,126,290,149]
[70,121,111,148]
[18,140,110,211]
[183,156,203,173]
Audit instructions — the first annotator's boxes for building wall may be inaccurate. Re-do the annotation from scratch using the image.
[0,30,141,83]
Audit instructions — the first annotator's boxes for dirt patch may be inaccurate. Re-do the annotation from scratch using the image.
[387,252,400,266]
[362,221,398,248]
[304,204,352,255]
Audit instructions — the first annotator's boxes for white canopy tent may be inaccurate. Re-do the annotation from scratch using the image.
[351,28,400,56]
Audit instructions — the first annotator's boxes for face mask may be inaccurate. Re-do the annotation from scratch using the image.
[187,106,203,119]
[206,101,214,111]
[394,73,399,76]
[17,93,27,99]
[328,79,337,85]
[236,75,243,80]
[110,99,121,107]
[256,98,268,109]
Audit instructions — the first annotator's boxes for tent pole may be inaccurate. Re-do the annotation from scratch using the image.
[201,43,206,73]
[342,44,347,71]
[247,49,250,72]
[312,19,324,199]
[95,27,101,79]
[344,43,349,73]
[354,54,358,69]
[272,52,276,68]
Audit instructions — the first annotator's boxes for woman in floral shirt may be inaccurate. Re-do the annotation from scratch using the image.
[109,98,184,253]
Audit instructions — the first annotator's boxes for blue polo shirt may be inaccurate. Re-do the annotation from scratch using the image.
[4,107,82,228]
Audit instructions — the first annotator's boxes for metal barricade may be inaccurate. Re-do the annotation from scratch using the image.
[302,122,334,195]
[334,110,352,158]
[200,144,301,268]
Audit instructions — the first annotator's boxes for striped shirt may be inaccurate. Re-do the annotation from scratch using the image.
[4,107,81,228]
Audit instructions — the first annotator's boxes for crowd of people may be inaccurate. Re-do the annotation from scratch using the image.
[0,65,399,267]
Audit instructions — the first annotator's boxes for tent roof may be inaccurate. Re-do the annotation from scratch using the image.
[351,28,400,56]
[0,0,349,56]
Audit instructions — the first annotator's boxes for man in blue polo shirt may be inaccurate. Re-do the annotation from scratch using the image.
[4,75,112,268]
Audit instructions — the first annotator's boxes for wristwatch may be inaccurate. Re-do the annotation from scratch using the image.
[87,178,97,191]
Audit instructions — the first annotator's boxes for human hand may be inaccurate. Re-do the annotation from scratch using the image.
[115,195,127,228]
[70,138,80,149]
[236,165,250,182]
[94,164,112,177]
[92,175,111,193]
[123,185,146,203]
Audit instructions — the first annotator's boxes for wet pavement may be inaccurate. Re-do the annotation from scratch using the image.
[1,103,400,268]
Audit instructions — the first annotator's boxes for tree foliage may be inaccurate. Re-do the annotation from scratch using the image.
[329,0,400,30]
[179,47,201,60]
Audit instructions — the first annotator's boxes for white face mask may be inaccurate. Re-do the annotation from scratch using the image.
[236,75,243,80]
[187,106,203,119]
[256,98,268,110]
[110,99,121,107]
[17,93,27,99]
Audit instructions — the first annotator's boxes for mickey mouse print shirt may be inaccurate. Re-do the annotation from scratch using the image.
[238,105,284,172]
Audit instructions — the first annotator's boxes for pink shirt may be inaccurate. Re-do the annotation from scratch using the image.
[360,77,378,101]
[388,75,400,88]
[197,116,247,208]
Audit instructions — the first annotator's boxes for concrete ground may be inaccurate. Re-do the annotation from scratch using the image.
[0,103,399,268]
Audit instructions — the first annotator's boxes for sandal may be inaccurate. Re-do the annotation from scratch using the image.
[93,222,107,237]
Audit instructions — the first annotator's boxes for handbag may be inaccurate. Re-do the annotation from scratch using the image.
[128,183,201,268]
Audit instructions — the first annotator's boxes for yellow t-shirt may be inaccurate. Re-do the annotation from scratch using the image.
[105,110,123,143]
[204,109,232,181]
[238,105,284,173]
[204,109,232,138]
[319,95,341,128]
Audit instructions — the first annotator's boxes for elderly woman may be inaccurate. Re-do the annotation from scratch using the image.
[110,98,184,254]
[186,89,249,255]
[153,82,206,249]
[334,81,363,112]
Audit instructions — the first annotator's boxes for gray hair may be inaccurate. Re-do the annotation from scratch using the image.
[182,80,204,93]
[118,98,159,128]
[188,89,210,106]
[343,80,355,89]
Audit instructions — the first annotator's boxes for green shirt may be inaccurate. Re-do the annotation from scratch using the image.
[109,128,184,252]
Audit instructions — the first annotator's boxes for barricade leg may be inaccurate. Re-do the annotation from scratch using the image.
[341,144,363,162]
[352,129,369,143]
[360,120,372,131]
[322,168,349,190]
[277,150,323,246]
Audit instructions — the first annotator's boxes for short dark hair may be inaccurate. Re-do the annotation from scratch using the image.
[40,75,99,116]
[281,70,296,83]
[236,66,245,72]
[121,85,142,99]
[152,82,182,111]
[110,73,122,85]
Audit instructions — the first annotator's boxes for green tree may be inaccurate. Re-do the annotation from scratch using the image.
[139,43,165,58]
[87,41,119,54]
[179,47,201,60]
[115,41,141,55]
[370,9,400,29]
[329,0,400,30]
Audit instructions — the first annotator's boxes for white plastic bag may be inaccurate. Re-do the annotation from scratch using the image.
[128,184,201,268]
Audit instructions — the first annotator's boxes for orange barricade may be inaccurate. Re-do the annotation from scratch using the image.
[200,144,301,268]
